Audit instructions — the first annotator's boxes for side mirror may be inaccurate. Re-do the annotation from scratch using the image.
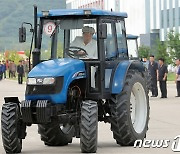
[19,27,26,43]
[99,23,107,39]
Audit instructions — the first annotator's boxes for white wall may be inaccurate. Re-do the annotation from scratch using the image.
[119,0,146,36]
[66,0,146,36]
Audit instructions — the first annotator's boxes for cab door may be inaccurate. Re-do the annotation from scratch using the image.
[103,18,128,94]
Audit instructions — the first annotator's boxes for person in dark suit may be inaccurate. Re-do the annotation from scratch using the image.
[148,55,158,97]
[175,59,180,97]
[2,60,6,79]
[17,60,24,84]
[0,61,3,80]
[158,58,168,98]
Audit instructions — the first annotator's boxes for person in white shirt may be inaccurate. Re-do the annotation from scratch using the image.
[175,59,180,97]
[70,26,97,87]
[70,26,97,59]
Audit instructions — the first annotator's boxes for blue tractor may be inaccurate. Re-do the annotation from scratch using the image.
[1,6,150,153]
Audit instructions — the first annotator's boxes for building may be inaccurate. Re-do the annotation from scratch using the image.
[149,0,180,41]
[141,0,180,48]
[66,0,145,37]
[66,0,180,48]
[66,0,119,11]
[118,0,180,45]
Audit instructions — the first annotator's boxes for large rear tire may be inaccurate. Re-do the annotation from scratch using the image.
[80,100,98,153]
[38,120,75,146]
[110,70,149,146]
[1,103,22,153]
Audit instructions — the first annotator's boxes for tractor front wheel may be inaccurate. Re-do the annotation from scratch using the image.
[80,100,98,153]
[1,103,22,153]
[38,120,75,146]
[110,70,149,146]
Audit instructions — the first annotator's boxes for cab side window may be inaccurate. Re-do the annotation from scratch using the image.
[116,21,128,57]
[104,22,117,59]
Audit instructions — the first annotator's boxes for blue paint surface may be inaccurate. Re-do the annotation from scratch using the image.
[38,9,127,18]
[111,60,132,94]
[26,58,86,104]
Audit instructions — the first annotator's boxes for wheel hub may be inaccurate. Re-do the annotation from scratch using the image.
[130,82,147,133]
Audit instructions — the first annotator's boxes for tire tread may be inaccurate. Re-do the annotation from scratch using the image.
[80,101,98,153]
[38,120,74,146]
[1,103,22,153]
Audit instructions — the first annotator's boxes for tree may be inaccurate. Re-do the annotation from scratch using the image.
[57,42,63,58]
[153,39,171,64]
[41,41,63,59]
[0,52,5,61]
[138,45,151,59]
[24,50,30,58]
[7,51,23,64]
[167,30,180,59]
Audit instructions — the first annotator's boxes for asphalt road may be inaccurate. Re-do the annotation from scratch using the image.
[0,79,180,154]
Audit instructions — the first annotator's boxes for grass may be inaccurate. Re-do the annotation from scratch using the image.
[167,72,176,81]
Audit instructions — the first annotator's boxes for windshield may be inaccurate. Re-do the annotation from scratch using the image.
[39,18,97,61]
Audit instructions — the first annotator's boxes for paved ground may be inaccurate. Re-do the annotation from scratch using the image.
[0,79,180,154]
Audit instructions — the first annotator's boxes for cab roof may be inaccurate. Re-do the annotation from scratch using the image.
[38,9,128,18]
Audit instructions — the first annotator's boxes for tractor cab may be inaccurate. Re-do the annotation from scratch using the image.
[20,8,129,101]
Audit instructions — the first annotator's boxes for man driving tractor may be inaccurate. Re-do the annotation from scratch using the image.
[71,26,97,59]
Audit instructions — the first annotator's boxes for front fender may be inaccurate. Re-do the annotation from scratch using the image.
[111,60,145,94]
[26,58,86,104]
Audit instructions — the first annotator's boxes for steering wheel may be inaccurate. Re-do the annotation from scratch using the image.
[65,46,88,58]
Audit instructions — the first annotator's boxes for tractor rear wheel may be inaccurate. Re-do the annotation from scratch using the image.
[110,70,149,146]
[80,100,98,153]
[38,120,75,146]
[1,103,22,153]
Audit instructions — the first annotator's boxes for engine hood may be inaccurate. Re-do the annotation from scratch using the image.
[28,58,85,77]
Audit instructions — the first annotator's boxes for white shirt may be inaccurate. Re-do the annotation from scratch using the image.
[71,36,98,59]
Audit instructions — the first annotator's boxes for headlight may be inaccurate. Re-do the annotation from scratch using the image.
[27,78,36,85]
[27,77,55,85]
[26,76,63,95]
[43,77,55,85]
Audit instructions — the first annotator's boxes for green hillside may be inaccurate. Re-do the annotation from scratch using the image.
[0,0,66,51]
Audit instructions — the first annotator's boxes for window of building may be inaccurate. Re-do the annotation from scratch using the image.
[179,7,180,26]
[173,8,175,27]
[161,10,164,29]
[167,9,169,28]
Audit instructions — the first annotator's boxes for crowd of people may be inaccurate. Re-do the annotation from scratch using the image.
[0,58,29,84]
[148,55,180,98]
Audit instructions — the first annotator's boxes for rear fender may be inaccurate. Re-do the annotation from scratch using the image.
[111,60,145,94]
